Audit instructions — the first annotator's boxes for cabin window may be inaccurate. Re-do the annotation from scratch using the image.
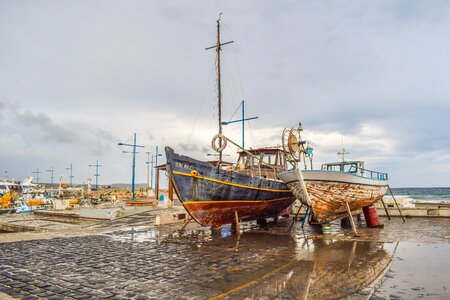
[344,163,358,173]
[262,153,277,165]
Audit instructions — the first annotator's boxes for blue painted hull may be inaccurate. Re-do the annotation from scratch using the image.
[165,147,296,226]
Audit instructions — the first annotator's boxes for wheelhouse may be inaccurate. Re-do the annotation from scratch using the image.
[234,147,287,179]
[321,161,388,180]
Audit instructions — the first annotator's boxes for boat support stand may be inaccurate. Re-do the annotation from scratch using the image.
[180,218,192,231]
[345,201,360,237]
[388,186,406,223]
[289,204,303,230]
[380,198,391,221]
[234,210,241,252]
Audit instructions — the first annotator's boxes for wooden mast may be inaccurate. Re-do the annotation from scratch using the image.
[216,14,223,162]
[206,13,233,163]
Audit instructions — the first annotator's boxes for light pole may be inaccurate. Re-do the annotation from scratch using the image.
[145,152,155,192]
[46,166,55,185]
[32,169,41,184]
[153,146,162,193]
[118,133,145,202]
[66,163,74,186]
[88,160,102,190]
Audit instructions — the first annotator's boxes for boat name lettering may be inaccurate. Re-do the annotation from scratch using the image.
[175,162,195,170]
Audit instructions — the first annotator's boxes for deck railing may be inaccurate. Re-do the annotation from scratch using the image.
[357,168,388,181]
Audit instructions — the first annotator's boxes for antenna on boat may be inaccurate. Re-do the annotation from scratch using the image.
[337,135,349,162]
[206,13,233,163]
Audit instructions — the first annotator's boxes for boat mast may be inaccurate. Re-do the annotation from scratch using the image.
[206,13,233,163]
[216,15,223,159]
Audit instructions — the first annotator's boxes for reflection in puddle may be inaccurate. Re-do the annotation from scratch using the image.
[105,226,393,299]
[219,238,393,299]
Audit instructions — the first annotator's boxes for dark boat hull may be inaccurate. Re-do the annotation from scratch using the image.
[165,147,296,226]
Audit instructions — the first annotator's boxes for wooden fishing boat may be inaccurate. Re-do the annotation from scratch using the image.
[166,147,296,226]
[165,15,296,227]
[278,161,389,223]
[277,126,389,223]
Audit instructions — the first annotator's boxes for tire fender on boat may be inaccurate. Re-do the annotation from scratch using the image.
[211,134,227,152]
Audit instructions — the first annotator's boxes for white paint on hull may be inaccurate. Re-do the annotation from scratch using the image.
[278,169,389,223]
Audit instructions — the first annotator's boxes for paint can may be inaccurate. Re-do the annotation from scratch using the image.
[321,223,332,235]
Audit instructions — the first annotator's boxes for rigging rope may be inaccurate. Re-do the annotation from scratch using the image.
[221,26,246,98]
[221,52,241,107]
[228,101,242,123]
[183,55,216,155]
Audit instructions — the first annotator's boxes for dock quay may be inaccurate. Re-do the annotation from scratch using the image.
[1,200,450,299]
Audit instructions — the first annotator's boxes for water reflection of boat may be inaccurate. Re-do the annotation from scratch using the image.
[228,239,391,299]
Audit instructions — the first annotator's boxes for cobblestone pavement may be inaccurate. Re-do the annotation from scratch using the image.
[0,227,299,299]
[0,217,449,299]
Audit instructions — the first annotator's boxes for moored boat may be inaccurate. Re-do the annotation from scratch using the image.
[166,147,296,227]
[165,15,296,227]
[277,126,389,223]
[279,161,389,223]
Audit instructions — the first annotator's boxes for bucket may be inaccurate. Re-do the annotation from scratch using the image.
[321,223,332,235]
[363,205,384,228]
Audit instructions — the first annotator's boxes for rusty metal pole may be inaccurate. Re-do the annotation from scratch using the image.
[380,198,391,220]
[388,186,405,223]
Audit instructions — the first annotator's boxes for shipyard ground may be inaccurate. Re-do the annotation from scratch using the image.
[1,209,450,299]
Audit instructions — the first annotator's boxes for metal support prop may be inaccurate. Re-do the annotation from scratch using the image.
[301,206,310,229]
[345,201,359,236]
[289,203,303,230]
[388,186,405,223]
[380,197,391,221]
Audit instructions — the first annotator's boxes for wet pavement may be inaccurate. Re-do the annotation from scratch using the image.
[0,217,449,299]
[371,242,450,299]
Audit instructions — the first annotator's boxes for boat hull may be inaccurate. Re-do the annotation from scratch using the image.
[165,147,296,226]
[278,169,388,223]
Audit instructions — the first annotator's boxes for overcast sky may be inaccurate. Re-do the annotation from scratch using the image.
[1,0,450,187]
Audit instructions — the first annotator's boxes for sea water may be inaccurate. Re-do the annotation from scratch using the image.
[390,187,450,202]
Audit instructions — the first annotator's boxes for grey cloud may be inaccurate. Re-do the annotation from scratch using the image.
[15,110,82,144]
[178,143,210,155]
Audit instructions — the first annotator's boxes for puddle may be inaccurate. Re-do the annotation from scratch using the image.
[103,224,396,299]
[371,242,450,299]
